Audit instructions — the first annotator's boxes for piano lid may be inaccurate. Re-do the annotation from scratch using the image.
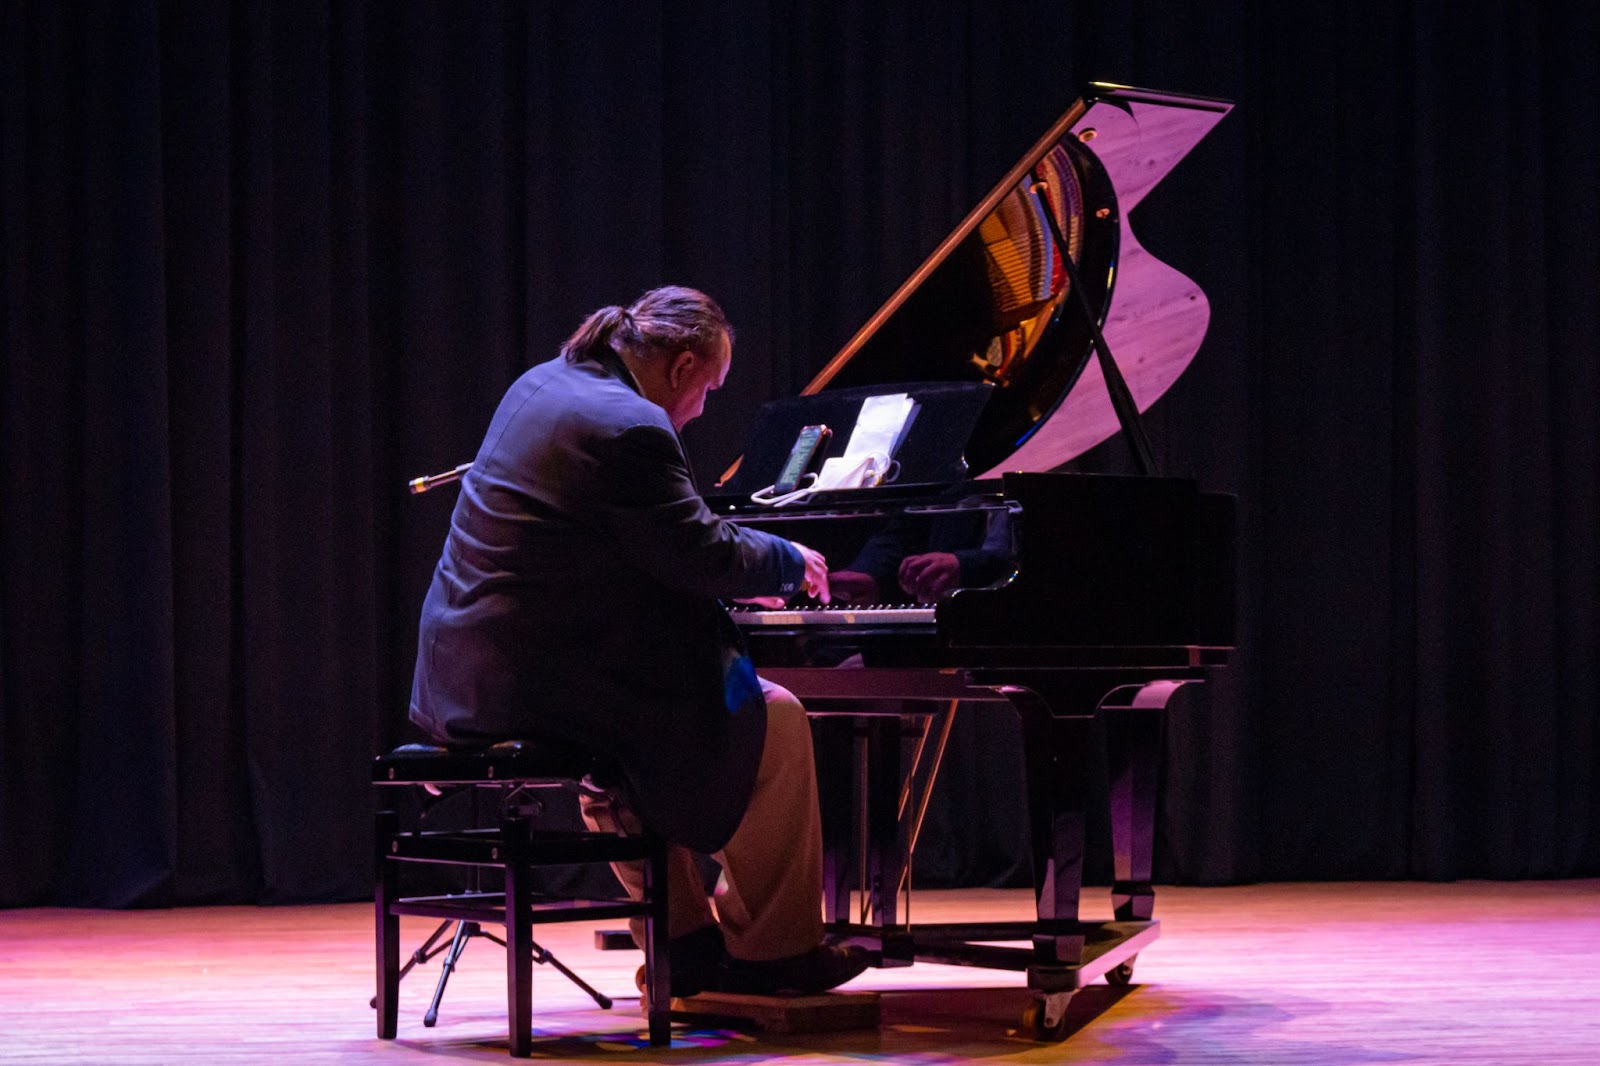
[799,83,1232,478]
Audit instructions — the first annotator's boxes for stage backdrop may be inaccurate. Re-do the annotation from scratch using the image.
[2,1,1595,906]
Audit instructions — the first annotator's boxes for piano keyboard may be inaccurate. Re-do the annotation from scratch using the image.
[730,605,936,627]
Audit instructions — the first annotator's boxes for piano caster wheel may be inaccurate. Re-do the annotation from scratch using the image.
[1021,991,1074,1042]
[1106,955,1137,987]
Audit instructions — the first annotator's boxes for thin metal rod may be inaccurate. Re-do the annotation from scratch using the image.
[408,462,473,495]
[532,941,614,1009]
[423,921,474,1026]
[857,733,871,925]
[1028,169,1158,477]
[897,714,936,821]
[897,700,961,899]
[391,920,454,985]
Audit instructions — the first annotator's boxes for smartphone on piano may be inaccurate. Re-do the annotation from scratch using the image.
[773,424,831,494]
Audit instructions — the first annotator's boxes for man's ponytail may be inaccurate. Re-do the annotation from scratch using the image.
[560,287,731,366]
[560,305,640,363]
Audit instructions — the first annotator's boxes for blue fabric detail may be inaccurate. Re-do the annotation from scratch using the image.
[723,651,762,715]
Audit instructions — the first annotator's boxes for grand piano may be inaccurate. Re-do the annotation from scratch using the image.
[712,83,1235,1039]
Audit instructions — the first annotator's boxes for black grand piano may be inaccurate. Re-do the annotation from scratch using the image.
[712,83,1235,1039]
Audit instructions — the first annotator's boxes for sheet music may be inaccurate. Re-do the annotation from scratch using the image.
[842,393,916,460]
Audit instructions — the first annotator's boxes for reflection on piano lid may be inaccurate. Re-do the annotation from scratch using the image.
[728,471,1236,661]
[722,83,1231,493]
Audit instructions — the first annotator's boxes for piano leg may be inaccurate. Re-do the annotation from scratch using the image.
[1009,688,1092,966]
[791,667,1197,1028]
[814,717,854,924]
[1105,706,1162,921]
[1101,680,1191,921]
[814,709,917,966]
[863,715,907,928]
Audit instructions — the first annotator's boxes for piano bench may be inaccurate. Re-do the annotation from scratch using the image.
[373,740,672,1055]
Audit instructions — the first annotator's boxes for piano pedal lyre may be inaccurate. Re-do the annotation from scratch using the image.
[858,698,960,923]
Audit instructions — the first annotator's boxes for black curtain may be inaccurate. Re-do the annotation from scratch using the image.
[2,0,1595,907]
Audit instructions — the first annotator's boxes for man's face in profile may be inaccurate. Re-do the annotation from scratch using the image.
[662,332,731,431]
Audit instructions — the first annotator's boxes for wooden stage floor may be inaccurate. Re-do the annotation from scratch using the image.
[3,880,1598,1064]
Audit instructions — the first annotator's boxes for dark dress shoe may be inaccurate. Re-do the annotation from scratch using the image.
[717,942,872,996]
[636,923,728,999]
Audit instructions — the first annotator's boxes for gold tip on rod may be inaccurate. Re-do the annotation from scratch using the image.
[407,462,473,494]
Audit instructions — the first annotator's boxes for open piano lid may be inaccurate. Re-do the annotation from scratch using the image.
[782,83,1232,480]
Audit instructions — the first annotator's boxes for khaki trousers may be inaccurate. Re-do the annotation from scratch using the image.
[580,679,825,962]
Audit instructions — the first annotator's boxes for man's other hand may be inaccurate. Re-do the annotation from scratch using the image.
[827,571,881,607]
[898,551,960,603]
[733,596,787,609]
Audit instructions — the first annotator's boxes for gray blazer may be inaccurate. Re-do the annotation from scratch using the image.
[409,352,803,851]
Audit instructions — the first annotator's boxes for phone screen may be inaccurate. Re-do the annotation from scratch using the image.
[774,424,830,493]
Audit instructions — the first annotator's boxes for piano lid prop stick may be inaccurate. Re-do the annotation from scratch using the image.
[859,732,871,925]
[408,462,473,495]
[1028,170,1160,477]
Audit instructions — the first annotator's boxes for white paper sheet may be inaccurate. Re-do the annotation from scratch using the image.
[842,392,916,460]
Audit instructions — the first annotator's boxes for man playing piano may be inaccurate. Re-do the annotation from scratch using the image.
[408,286,869,997]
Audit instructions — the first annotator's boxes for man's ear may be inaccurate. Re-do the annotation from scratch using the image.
[667,349,697,389]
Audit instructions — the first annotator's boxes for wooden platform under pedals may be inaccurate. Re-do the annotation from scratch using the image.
[670,990,881,1033]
